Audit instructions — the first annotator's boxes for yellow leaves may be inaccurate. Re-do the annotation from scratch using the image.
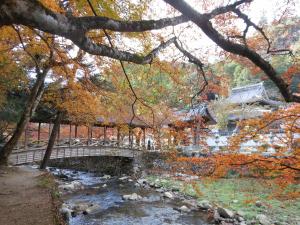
[40,0,63,13]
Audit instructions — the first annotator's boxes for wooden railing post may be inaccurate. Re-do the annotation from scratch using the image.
[117,127,120,147]
[69,124,72,146]
[142,128,146,149]
[37,122,41,144]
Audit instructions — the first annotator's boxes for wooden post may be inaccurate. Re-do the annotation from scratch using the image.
[117,127,120,146]
[75,125,78,138]
[104,126,107,142]
[87,126,90,145]
[90,126,93,140]
[69,124,72,146]
[142,128,146,148]
[57,123,60,146]
[37,122,41,144]
[129,127,133,148]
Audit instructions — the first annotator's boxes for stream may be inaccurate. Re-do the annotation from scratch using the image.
[52,168,212,225]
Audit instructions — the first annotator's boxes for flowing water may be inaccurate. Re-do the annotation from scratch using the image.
[53,169,211,225]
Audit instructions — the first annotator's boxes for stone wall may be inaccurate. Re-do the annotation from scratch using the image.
[48,156,133,176]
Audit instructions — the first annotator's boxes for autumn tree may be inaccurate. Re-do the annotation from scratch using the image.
[0,0,299,103]
[0,25,85,165]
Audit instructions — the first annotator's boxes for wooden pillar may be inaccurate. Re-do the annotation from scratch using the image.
[129,127,133,147]
[69,124,72,146]
[104,126,107,142]
[37,122,41,144]
[75,125,78,138]
[142,128,146,148]
[87,126,90,145]
[90,126,93,140]
[57,123,60,145]
[117,127,120,146]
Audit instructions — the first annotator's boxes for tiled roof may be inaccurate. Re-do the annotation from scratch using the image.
[227,82,269,104]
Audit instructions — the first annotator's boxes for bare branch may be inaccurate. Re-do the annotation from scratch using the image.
[164,0,298,103]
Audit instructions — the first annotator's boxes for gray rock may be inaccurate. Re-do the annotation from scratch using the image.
[178,205,191,212]
[232,199,238,204]
[60,207,72,221]
[256,214,272,225]
[163,191,174,199]
[72,202,91,212]
[255,201,263,207]
[156,188,165,193]
[58,181,84,192]
[122,193,142,201]
[214,210,221,222]
[137,178,147,185]
[154,183,161,188]
[101,174,111,179]
[237,216,244,222]
[182,199,198,210]
[119,176,128,181]
[217,207,235,218]
[84,204,101,214]
[198,200,212,210]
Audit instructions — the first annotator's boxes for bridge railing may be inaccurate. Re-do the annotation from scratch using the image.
[10,143,144,165]
[12,138,146,152]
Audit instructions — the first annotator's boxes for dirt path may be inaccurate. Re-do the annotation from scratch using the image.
[0,166,58,225]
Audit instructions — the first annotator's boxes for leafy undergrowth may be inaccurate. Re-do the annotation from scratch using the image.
[146,175,300,224]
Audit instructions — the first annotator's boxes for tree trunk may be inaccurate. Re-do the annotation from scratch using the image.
[0,70,48,165]
[40,111,62,169]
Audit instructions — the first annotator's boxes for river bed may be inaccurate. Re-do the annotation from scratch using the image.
[52,169,212,225]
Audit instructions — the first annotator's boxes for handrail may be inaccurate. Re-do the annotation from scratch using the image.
[9,144,145,165]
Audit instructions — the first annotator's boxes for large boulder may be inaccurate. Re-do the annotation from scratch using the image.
[217,207,235,218]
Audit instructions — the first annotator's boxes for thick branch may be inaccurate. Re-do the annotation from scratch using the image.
[164,0,298,103]
[0,0,188,65]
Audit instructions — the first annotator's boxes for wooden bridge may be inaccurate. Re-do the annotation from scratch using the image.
[9,139,143,165]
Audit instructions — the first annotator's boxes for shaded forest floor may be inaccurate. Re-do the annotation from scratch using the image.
[0,166,63,225]
[146,175,300,225]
